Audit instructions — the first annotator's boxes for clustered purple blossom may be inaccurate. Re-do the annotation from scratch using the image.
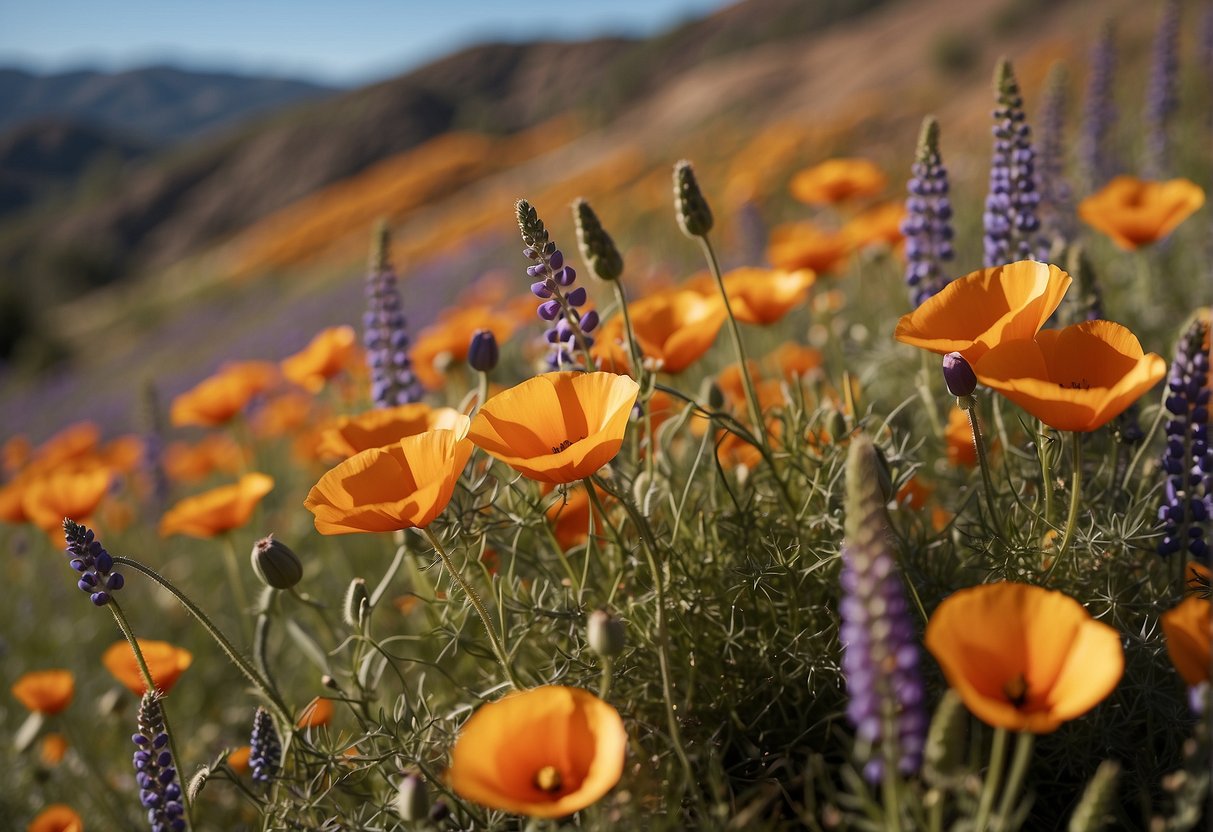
[517,199,599,370]
[840,437,927,783]
[1159,316,1211,559]
[363,245,423,408]
[1145,0,1180,179]
[983,59,1045,268]
[1036,64,1074,254]
[249,706,281,784]
[64,519,123,606]
[133,693,186,832]
[902,116,955,308]
[1081,23,1117,191]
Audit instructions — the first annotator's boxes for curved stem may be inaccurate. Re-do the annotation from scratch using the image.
[418,527,520,689]
[974,727,1009,831]
[113,557,292,725]
[1036,425,1055,526]
[1044,432,1083,583]
[960,396,1001,530]
[220,534,252,637]
[994,732,1035,829]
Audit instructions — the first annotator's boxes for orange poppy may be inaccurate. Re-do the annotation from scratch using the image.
[715,267,817,326]
[251,392,316,438]
[447,685,627,818]
[318,403,464,459]
[98,436,145,474]
[544,483,609,551]
[925,582,1123,733]
[158,472,274,538]
[766,221,853,274]
[171,362,279,428]
[894,260,1072,363]
[1078,175,1205,250]
[411,306,519,390]
[305,418,473,534]
[589,316,634,376]
[297,696,334,728]
[3,434,31,474]
[11,669,74,714]
[281,326,358,393]
[789,158,886,205]
[20,463,113,533]
[844,201,907,249]
[769,343,823,381]
[102,639,193,696]
[946,407,977,467]
[623,290,727,374]
[468,372,639,485]
[39,733,68,766]
[1188,561,1211,595]
[0,476,28,523]
[162,434,246,483]
[26,805,83,832]
[973,320,1166,432]
[896,477,931,511]
[28,422,100,473]
[1160,597,1211,687]
[227,745,252,774]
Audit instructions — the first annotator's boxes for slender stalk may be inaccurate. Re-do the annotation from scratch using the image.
[221,534,252,634]
[418,527,520,689]
[994,732,1035,829]
[475,369,490,416]
[1123,389,1168,497]
[252,587,283,704]
[974,727,1009,832]
[960,395,1000,528]
[917,352,944,440]
[599,657,614,701]
[1044,432,1084,583]
[113,557,291,725]
[696,234,767,445]
[108,599,193,827]
[611,280,645,387]
[369,534,409,609]
[1036,424,1056,524]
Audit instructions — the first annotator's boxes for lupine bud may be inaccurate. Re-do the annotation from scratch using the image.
[249,707,281,784]
[587,609,626,658]
[1067,760,1120,832]
[1036,63,1074,252]
[467,329,499,373]
[673,160,714,238]
[343,578,370,628]
[572,198,624,281]
[1157,315,1211,559]
[63,519,123,606]
[394,773,430,821]
[250,535,303,590]
[984,58,1046,267]
[1081,22,1117,191]
[363,223,423,408]
[1144,0,1180,179]
[902,115,955,308]
[517,199,596,369]
[133,693,185,832]
[941,352,977,397]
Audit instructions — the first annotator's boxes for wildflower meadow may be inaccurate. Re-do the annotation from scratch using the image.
[4,3,1213,831]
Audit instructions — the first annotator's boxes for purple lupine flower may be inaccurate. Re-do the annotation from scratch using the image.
[249,706,281,784]
[363,226,423,408]
[984,58,1046,267]
[63,519,124,606]
[1145,0,1181,179]
[133,692,186,832]
[1158,315,1211,559]
[902,115,955,308]
[840,434,927,782]
[1037,63,1074,254]
[1081,22,1118,192]
[517,199,598,370]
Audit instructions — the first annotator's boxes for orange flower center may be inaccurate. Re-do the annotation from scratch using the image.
[1058,379,1090,390]
[1003,674,1029,709]
[534,765,563,793]
[551,436,584,455]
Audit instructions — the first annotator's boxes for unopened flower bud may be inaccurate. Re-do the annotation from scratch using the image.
[587,608,626,658]
[673,160,714,238]
[572,198,624,281]
[941,352,977,397]
[706,381,726,411]
[467,329,499,373]
[394,773,430,821]
[251,535,303,590]
[343,578,369,629]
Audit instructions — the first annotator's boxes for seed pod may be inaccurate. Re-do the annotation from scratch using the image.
[250,535,303,590]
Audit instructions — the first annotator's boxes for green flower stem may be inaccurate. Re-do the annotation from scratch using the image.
[881,761,904,832]
[418,527,520,689]
[591,474,696,792]
[108,599,193,828]
[959,395,1000,528]
[221,534,252,635]
[994,731,1035,829]
[611,280,645,387]
[1123,387,1169,498]
[1036,423,1056,525]
[475,369,490,416]
[598,656,614,701]
[369,532,409,609]
[1044,432,1084,583]
[113,557,292,726]
[252,587,284,705]
[973,726,1009,832]
[696,234,767,446]
[917,351,945,440]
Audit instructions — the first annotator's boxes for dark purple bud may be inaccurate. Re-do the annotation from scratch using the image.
[468,329,500,373]
[941,352,977,397]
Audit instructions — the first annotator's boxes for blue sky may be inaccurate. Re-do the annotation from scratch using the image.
[0,0,733,85]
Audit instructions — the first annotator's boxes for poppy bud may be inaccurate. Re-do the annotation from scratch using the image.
[468,329,499,373]
[343,578,370,629]
[941,351,977,397]
[394,773,430,821]
[673,160,714,238]
[250,535,303,590]
[706,381,726,411]
[572,198,624,281]
[587,608,626,658]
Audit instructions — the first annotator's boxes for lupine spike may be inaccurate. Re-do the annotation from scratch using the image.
[362,224,423,408]
[517,199,596,370]
[63,519,123,606]
[1144,0,1180,179]
[1158,314,1212,560]
[1081,22,1117,191]
[134,693,186,832]
[1037,63,1074,253]
[249,707,281,784]
[901,115,955,307]
[983,58,1045,267]
[572,198,624,282]
[840,433,927,782]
